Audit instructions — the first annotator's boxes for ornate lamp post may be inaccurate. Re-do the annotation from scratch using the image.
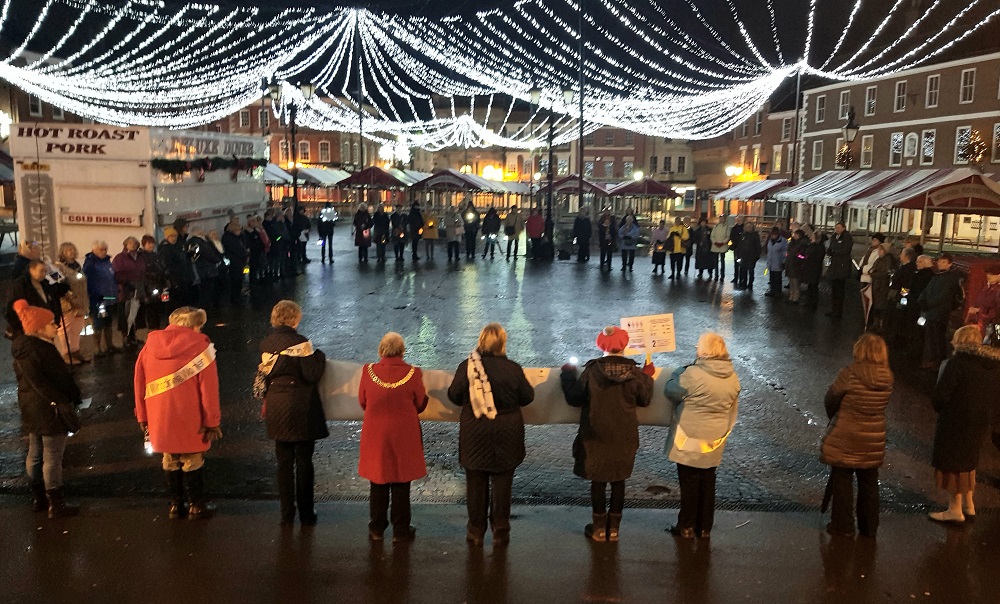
[268,80,315,216]
[839,106,860,170]
[529,85,575,257]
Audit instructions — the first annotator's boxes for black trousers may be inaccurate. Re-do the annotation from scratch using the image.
[684,252,692,272]
[923,318,948,364]
[669,253,684,275]
[375,242,387,262]
[411,238,421,259]
[621,249,635,269]
[737,260,757,286]
[249,251,264,281]
[228,265,244,304]
[717,251,726,277]
[676,464,717,533]
[394,242,406,260]
[768,269,783,294]
[464,231,478,258]
[447,241,461,260]
[828,466,879,537]
[830,278,846,314]
[369,481,411,533]
[599,243,614,266]
[591,480,625,514]
[577,237,590,262]
[506,237,519,259]
[529,237,542,259]
[465,468,514,536]
[320,234,333,262]
[275,441,315,522]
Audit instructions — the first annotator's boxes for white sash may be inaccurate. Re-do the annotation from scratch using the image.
[145,344,217,398]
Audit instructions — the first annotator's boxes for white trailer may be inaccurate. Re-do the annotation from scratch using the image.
[10,122,268,256]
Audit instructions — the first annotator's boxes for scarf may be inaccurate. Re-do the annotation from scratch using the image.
[467,350,497,420]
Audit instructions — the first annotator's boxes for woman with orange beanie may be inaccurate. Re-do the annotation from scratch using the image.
[11,299,83,518]
[561,326,654,542]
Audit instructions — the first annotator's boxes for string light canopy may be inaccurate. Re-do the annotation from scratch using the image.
[0,0,996,150]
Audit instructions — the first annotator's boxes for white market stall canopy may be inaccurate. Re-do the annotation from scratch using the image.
[712,179,790,201]
[412,169,531,195]
[264,163,294,185]
[774,169,1000,213]
[296,167,352,187]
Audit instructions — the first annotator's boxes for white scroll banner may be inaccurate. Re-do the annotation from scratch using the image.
[318,360,676,427]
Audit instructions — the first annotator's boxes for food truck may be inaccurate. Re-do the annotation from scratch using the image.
[9,122,268,256]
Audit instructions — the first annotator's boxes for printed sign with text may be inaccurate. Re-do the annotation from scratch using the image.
[620,313,676,355]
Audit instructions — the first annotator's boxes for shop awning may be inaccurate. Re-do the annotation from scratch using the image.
[264,163,293,185]
[712,178,790,201]
[772,170,907,205]
[339,166,412,189]
[412,169,530,194]
[607,177,678,197]
[297,167,351,186]
[850,169,1000,212]
[537,175,609,195]
[387,168,434,187]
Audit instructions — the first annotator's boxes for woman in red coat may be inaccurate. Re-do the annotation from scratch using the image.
[134,306,222,520]
[358,332,428,542]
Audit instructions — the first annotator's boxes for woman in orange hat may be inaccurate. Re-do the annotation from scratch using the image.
[12,299,83,518]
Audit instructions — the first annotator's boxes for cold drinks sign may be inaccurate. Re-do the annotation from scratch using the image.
[10,123,150,160]
[62,212,142,227]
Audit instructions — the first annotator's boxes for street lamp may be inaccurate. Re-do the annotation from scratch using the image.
[528,85,575,255]
[725,165,743,188]
[268,79,315,217]
[839,105,860,170]
[632,170,644,181]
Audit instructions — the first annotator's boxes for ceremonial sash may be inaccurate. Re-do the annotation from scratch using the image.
[259,340,315,375]
[673,424,732,454]
[145,344,217,399]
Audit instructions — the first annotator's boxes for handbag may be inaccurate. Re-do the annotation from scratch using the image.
[504,225,516,236]
[16,359,81,433]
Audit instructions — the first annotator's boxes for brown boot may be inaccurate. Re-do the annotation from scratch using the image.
[607,513,622,542]
[585,513,607,542]
[46,488,79,519]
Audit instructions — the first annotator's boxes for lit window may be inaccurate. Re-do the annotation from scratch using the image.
[921,130,935,165]
[278,140,289,164]
[751,146,760,173]
[772,145,783,173]
[889,132,903,166]
[991,123,1000,163]
[954,126,971,164]
[860,135,874,168]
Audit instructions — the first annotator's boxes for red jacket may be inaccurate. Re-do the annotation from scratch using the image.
[134,325,221,454]
[358,357,428,484]
[525,214,545,238]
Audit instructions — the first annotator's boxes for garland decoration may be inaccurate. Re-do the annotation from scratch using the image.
[150,157,267,176]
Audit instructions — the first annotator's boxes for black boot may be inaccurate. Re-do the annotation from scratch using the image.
[30,482,47,513]
[46,488,79,519]
[607,513,622,542]
[184,469,216,520]
[585,513,607,542]
[166,470,186,519]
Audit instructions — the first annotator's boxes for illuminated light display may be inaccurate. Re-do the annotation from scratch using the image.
[0,0,995,148]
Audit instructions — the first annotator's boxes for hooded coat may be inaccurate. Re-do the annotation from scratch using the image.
[358,356,429,484]
[134,325,221,453]
[561,356,654,482]
[448,354,535,473]
[83,252,117,302]
[664,357,741,469]
[765,235,788,272]
[931,344,1000,473]
[820,362,894,469]
[13,334,81,436]
[260,326,330,442]
[785,236,807,280]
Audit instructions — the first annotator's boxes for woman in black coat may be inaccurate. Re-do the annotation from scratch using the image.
[260,300,329,525]
[12,299,82,518]
[353,203,373,264]
[734,223,762,289]
[561,326,654,542]
[448,323,534,546]
[802,230,827,310]
[5,260,68,338]
[928,325,1000,523]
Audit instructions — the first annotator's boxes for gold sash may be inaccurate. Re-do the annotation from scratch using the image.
[145,344,217,399]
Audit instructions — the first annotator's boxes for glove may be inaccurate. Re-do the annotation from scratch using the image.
[200,426,223,443]
[139,422,149,436]
[642,353,655,376]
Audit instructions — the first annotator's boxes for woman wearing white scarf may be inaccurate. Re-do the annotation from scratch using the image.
[448,323,534,547]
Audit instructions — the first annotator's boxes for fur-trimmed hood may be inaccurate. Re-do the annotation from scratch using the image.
[954,343,1000,363]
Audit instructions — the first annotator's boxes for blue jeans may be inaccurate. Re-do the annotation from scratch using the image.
[26,433,68,490]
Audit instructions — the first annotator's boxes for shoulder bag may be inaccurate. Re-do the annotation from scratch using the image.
[15,359,81,433]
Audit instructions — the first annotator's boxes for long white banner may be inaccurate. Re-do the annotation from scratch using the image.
[318,360,676,427]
